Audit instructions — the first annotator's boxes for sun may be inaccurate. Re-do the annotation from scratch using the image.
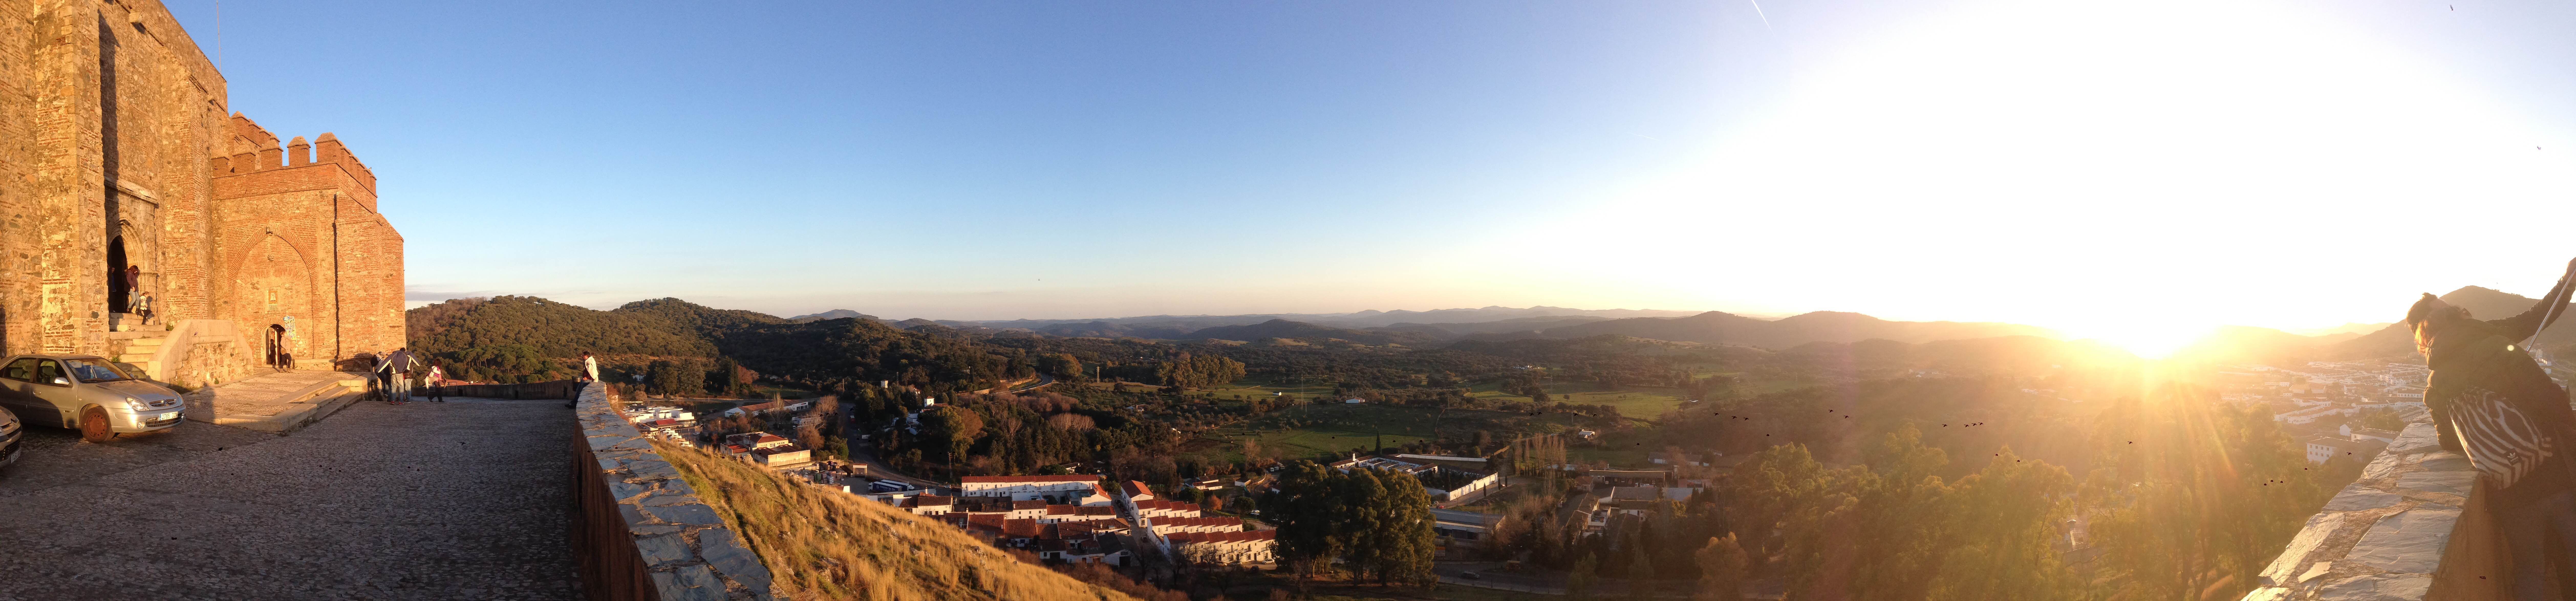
[2067,321,2216,360]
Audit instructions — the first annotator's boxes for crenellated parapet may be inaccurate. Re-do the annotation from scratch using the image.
[212,113,380,206]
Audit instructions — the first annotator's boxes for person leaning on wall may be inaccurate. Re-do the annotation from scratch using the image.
[2408,257,2576,600]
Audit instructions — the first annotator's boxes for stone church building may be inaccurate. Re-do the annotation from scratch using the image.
[0,0,403,387]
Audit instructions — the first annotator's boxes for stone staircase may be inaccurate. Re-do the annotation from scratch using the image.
[107,330,172,376]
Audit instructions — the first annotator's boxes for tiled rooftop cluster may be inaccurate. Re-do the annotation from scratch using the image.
[577,383,777,601]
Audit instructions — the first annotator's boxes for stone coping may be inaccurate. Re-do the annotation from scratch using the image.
[2239,421,2491,600]
[578,382,776,601]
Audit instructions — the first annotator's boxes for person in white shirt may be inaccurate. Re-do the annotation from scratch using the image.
[581,352,600,383]
[425,362,447,403]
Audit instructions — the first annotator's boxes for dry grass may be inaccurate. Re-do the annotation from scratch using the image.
[654,440,1137,601]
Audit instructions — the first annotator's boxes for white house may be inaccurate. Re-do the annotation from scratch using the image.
[1168,530,1277,567]
[957,475,1111,505]
[2305,436,2388,465]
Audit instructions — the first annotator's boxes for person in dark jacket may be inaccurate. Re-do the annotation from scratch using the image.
[2409,258,2576,600]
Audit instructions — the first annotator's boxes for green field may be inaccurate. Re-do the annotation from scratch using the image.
[1191,402,1591,464]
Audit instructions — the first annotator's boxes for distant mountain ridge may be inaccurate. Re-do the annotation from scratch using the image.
[787,309,880,323]
[1533,310,2060,349]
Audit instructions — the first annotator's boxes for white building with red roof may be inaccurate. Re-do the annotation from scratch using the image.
[957,475,1112,505]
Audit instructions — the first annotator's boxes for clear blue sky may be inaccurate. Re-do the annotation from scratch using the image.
[171,1,2576,341]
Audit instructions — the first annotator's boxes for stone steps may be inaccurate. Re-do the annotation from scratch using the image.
[109,331,173,376]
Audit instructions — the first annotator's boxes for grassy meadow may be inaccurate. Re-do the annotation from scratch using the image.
[655,439,1137,601]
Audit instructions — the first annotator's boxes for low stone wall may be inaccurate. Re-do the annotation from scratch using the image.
[2240,421,2502,600]
[436,379,586,400]
[572,382,776,601]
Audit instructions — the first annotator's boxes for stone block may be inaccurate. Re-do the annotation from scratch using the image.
[2394,471,2473,496]
[697,529,774,593]
[641,492,695,507]
[2260,512,2346,586]
[650,565,728,601]
[2363,452,2409,481]
[2414,452,2469,472]
[629,524,683,536]
[2347,507,2463,574]
[635,533,694,567]
[646,503,724,526]
[608,479,649,502]
[660,478,697,497]
[2240,586,2293,601]
[620,502,653,527]
[2316,573,2431,601]
[627,460,681,480]
[2323,486,2401,511]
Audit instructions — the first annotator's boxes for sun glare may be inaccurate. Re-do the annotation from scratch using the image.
[2069,321,2216,360]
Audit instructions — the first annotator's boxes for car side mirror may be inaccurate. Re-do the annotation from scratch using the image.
[48,377,68,386]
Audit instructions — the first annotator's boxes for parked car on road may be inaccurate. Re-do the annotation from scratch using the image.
[0,355,184,443]
[0,404,20,469]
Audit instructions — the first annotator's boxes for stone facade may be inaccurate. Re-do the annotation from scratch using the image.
[2239,421,2503,600]
[0,0,401,384]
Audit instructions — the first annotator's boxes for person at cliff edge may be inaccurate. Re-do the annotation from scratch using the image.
[2409,257,2576,600]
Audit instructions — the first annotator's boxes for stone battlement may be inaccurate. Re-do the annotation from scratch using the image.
[214,113,379,198]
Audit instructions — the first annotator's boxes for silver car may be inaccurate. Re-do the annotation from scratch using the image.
[0,355,184,443]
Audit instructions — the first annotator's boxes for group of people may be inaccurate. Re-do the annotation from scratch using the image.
[370,347,445,404]
[366,350,601,405]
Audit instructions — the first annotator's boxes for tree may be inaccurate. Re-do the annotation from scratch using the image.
[1695,534,1749,601]
[647,359,705,396]
[1569,553,1600,600]
[923,408,984,463]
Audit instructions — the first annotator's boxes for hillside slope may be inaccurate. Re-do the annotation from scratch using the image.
[658,441,1139,601]
[1539,310,2056,349]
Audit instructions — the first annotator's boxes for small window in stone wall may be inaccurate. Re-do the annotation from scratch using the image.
[265,289,280,312]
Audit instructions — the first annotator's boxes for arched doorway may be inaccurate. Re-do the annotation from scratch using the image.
[266,324,286,369]
[108,236,129,313]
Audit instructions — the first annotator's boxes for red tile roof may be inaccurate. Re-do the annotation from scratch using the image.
[1012,500,1047,510]
[1153,517,1241,528]
[1168,530,1275,544]
[1122,480,1153,497]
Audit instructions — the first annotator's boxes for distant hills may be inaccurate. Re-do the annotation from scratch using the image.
[1530,310,2058,348]
[775,305,1701,335]
[787,309,878,323]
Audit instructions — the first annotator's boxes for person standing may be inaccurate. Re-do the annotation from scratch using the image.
[581,351,599,384]
[425,361,447,403]
[131,289,154,327]
[2408,257,2576,600]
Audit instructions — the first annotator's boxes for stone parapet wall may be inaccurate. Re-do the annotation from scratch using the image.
[573,382,775,601]
[2241,421,2503,600]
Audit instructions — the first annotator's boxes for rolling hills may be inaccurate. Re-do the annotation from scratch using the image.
[1533,310,2059,349]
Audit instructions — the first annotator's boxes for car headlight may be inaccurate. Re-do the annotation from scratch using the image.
[122,397,150,412]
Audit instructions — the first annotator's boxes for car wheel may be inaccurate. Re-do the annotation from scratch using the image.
[79,407,111,443]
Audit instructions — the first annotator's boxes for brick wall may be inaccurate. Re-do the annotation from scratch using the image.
[0,1,400,380]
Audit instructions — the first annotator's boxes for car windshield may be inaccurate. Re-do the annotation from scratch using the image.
[62,359,130,383]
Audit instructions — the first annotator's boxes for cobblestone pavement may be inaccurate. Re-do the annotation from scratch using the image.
[0,397,580,600]
[184,369,369,422]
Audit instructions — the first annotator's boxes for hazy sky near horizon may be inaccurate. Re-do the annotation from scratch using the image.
[172,1,2576,345]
